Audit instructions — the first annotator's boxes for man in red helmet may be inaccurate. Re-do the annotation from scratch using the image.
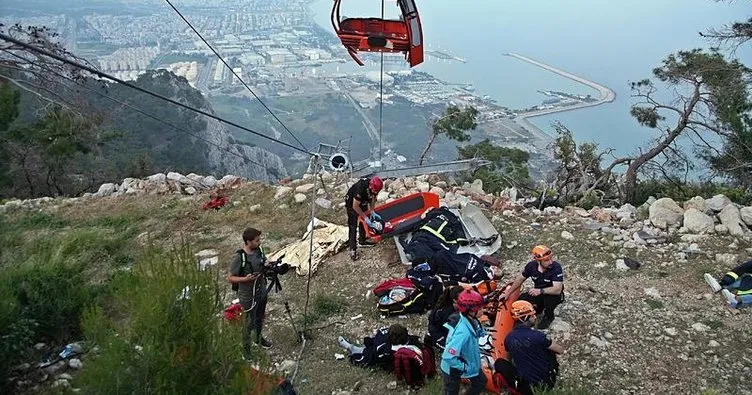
[502,245,564,329]
[344,175,383,261]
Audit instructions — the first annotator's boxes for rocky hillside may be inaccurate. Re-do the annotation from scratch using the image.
[1,171,750,395]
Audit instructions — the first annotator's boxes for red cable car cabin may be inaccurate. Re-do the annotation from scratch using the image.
[331,0,424,67]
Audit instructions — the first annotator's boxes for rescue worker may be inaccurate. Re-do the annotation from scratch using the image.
[345,175,383,261]
[704,259,752,308]
[440,289,486,395]
[424,286,463,352]
[406,206,498,264]
[496,300,563,395]
[227,227,272,357]
[502,245,564,329]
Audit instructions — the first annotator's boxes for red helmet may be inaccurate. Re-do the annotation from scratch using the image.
[455,289,484,314]
[369,176,383,193]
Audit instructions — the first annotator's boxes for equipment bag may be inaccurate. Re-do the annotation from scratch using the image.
[373,278,427,315]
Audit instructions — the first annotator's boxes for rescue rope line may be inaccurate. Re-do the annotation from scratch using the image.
[0,33,314,155]
[0,51,280,176]
[290,154,320,385]
[164,0,310,153]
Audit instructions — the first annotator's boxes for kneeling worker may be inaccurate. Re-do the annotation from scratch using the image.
[344,175,383,261]
[496,300,563,395]
[502,245,564,329]
[227,227,272,358]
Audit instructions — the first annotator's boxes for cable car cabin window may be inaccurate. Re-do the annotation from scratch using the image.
[409,19,421,46]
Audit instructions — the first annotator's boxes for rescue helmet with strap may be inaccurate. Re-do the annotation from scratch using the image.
[532,245,553,261]
[455,289,484,314]
[369,176,383,193]
[511,300,536,322]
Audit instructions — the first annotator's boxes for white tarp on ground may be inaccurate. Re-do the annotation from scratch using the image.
[267,218,348,276]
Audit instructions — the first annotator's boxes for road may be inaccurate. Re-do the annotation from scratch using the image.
[343,92,379,144]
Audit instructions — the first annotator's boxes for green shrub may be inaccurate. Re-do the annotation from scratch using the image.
[75,243,265,394]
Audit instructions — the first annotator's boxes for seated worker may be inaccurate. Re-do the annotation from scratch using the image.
[502,245,564,329]
[496,301,563,395]
[424,286,463,352]
[337,324,419,370]
[704,259,752,308]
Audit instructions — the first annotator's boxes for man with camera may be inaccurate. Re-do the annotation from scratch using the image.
[228,227,273,355]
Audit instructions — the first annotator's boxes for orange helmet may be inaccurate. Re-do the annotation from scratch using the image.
[511,300,536,321]
[532,245,552,261]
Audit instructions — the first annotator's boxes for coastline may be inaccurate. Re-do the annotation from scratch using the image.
[505,52,617,141]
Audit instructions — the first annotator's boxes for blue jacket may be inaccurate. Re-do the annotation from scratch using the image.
[440,313,486,378]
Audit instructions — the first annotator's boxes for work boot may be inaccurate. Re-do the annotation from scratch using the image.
[350,250,358,261]
[536,315,554,330]
[358,239,376,248]
[704,273,721,293]
[477,234,499,246]
[255,337,272,349]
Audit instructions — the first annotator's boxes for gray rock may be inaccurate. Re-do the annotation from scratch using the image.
[649,198,684,229]
[561,230,574,241]
[184,186,197,195]
[415,180,430,193]
[691,323,710,332]
[315,198,332,209]
[67,359,82,369]
[706,194,732,212]
[644,287,662,299]
[715,224,729,234]
[683,208,715,234]
[589,336,610,348]
[683,196,709,213]
[429,186,446,198]
[146,173,166,183]
[740,207,752,227]
[203,175,218,187]
[616,259,630,271]
[294,193,307,204]
[715,253,738,266]
[274,186,293,200]
[96,183,117,197]
[295,183,315,194]
[718,205,748,237]
[249,204,261,213]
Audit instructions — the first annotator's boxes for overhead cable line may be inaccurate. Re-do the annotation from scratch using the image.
[0,32,313,156]
[164,0,310,153]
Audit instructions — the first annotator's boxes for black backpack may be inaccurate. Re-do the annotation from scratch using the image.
[231,250,247,292]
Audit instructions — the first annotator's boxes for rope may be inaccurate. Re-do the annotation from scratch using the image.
[0,32,313,156]
[290,155,320,385]
[0,52,279,177]
[164,0,310,153]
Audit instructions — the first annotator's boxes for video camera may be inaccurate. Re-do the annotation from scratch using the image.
[264,254,291,294]
[264,254,291,278]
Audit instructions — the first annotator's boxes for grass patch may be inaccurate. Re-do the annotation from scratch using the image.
[703,319,724,330]
[300,294,348,328]
[7,211,70,231]
[645,299,664,309]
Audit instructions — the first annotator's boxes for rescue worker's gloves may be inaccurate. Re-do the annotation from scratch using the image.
[365,217,376,228]
[370,211,381,221]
